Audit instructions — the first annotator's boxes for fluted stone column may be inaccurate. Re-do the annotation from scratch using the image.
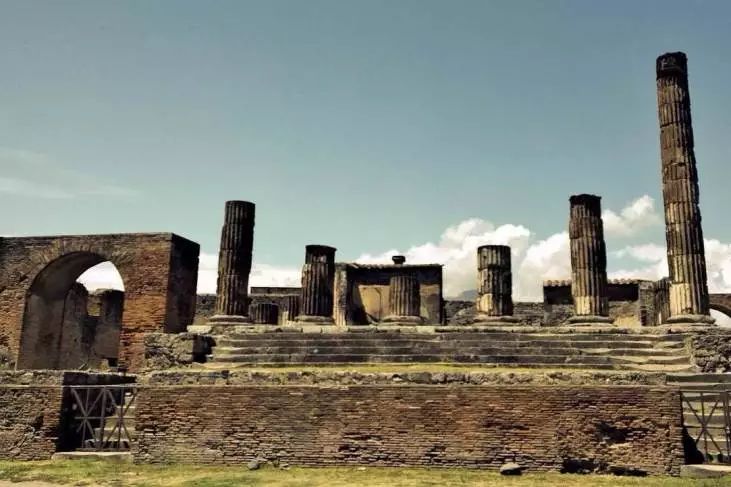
[282,295,300,324]
[250,302,279,325]
[568,194,613,324]
[656,52,713,324]
[473,245,517,323]
[296,245,336,324]
[209,201,255,325]
[383,256,422,324]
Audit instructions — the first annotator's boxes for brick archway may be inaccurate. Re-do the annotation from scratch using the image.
[0,233,199,370]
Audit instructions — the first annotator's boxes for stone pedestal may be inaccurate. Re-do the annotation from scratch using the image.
[473,245,517,324]
[656,52,713,324]
[382,274,423,324]
[296,245,336,324]
[567,194,613,324]
[250,303,279,325]
[209,201,255,326]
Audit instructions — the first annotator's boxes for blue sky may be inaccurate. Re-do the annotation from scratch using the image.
[1,1,731,298]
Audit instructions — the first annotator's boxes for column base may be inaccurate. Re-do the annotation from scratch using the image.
[207,315,252,326]
[381,315,424,325]
[666,314,716,325]
[295,315,335,325]
[470,314,519,325]
[567,315,614,325]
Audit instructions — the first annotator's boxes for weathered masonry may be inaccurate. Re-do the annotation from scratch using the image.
[0,233,199,370]
[1,51,729,476]
[656,52,713,324]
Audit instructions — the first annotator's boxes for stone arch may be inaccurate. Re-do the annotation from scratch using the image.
[17,251,126,369]
[0,233,199,371]
[709,294,731,326]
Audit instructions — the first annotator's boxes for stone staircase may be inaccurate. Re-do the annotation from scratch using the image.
[82,391,136,451]
[208,331,693,371]
[667,374,731,463]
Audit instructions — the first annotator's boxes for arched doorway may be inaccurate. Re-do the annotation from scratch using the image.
[17,252,125,370]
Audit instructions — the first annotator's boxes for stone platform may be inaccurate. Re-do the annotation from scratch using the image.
[205,327,696,372]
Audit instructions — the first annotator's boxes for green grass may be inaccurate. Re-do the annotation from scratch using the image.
[0,461,730,487]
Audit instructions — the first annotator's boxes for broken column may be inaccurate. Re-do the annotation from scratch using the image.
[656,52,713,323]
[383,255,422,324]
[296,245,336,324]
[209,201,255,325]
[250,302,279,325]
[568,194,612,324]
[473,245,517,323]
[282,295,300,324]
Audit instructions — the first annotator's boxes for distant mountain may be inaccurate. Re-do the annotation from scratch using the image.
[452,289,478,301]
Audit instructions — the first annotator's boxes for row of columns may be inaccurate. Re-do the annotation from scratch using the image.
[206,52,712,326]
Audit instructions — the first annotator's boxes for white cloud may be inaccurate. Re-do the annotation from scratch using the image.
[516,231,570,300]
[602,195,661,237]
[76,262,125,291]
[195,252,300,294]
[76,252,301,295]
[72,194,731,316]
[355,219,532,298]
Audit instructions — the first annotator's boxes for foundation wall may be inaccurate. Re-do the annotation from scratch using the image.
[134,382,683,474]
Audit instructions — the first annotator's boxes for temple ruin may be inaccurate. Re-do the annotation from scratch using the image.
[1,51,730,476]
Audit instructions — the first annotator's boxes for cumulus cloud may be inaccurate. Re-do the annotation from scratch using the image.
[73,194,731,321]
[602,195,661,237]
[515,231,570,300]
[195,252,300,294]
[356,218,532,297]
[76,262,125,291]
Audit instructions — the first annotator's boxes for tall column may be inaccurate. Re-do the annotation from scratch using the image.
[383,256,422,324]
[656,52,713,323]
[209,201,255,325]
[568,194,613,324]
[473,245,517,323]
[296,245,336,324]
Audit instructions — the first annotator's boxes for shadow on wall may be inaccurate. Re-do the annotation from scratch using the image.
[18,253,125,370]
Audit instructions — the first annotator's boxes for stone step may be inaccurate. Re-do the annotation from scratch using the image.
[683,416,727,428]
[94,425,136,436]
[212,345,689,359]
[211,353,615,365]
[219,332,686,342]
[209,352,689,366]
[668,373,731,384]
[214,338,685,351]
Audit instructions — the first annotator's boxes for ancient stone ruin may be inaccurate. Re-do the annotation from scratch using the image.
[1,52,730,476]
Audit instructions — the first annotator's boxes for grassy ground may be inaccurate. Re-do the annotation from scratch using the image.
[0,461,730,487]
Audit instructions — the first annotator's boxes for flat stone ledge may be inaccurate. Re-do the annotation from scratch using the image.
[197,323,713,335]
[141,368,669,387]
[52,451,132,463]
[680,464,731,478]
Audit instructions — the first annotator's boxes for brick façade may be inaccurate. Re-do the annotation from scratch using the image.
[133,382,684,475]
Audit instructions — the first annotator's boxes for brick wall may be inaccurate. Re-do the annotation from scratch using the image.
[134,383,684,474]
[0,371,135,460]
[0,385,63,460]
[0,233,199,371]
